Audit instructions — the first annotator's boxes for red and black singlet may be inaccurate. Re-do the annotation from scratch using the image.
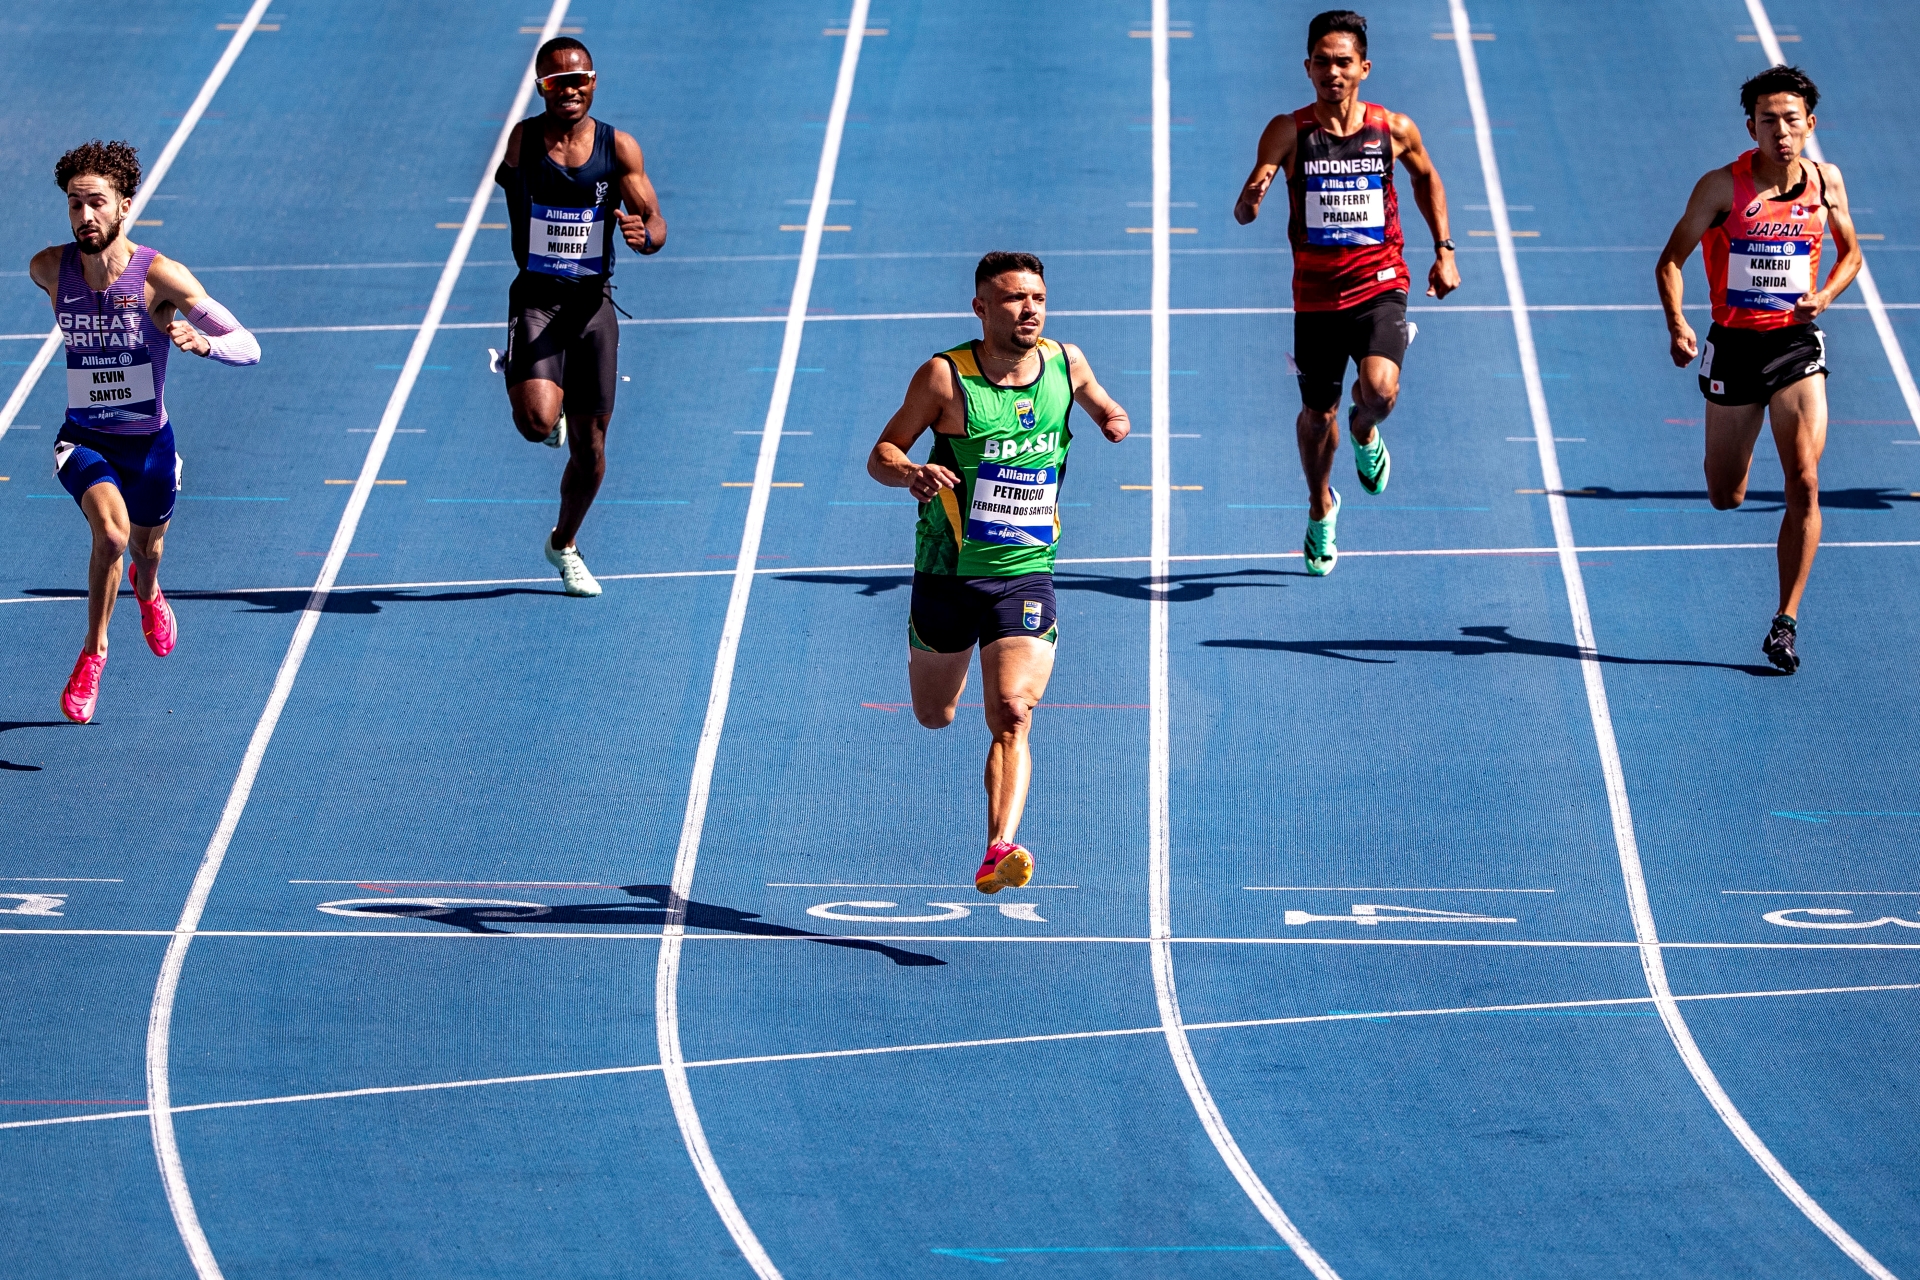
[1703,149,1827,331]
[1286,102,1408,312]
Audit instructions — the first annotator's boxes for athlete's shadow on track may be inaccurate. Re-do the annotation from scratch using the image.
[1205,624,1781,676]
[776,569,1298,603]
[17,586,570,615]
[1570,486,1920,512]
[325,884,945,966]
[0,720,61,771]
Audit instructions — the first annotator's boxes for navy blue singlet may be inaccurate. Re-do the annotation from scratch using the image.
[505,117,619,283]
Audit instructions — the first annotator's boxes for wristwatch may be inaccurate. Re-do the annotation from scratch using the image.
[1434,238,1456,252]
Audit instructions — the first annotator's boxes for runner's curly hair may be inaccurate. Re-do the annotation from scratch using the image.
[55,139,142,200]
[975,251,1044,288]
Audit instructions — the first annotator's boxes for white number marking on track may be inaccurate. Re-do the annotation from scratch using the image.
[0,893,67,916]
[1764,907,1920,930]
[805,900,1047,923]
[1283,903,1517,927]
[316,897,552,919]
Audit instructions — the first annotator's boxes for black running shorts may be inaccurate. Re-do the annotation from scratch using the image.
[909,571,1059,654]
[1699,321,1827,407]
[1292,289,1411,413]
[505,273,620,419]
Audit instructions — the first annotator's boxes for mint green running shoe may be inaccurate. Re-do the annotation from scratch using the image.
[1351,421,1390,496]
[1304,489,1341,576]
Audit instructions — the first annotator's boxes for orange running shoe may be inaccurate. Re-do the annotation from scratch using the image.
[128,561,176,657]
[975,841,1034,895]
[61,651,107,724]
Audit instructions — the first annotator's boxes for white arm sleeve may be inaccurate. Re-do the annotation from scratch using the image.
[185,298,260,367]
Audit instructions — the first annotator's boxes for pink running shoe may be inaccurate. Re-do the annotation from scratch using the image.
[975,841,1034,895]
[62,651,107,724]
[127,561,176,657]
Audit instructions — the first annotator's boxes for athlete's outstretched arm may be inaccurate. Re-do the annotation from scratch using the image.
[1062,344,1129,443]
[613,131,666,255]
[1233,114,1296,225]
[1390,113,1459,299]
[1801,163,1862,322]
[145,255,259,366]
[869,358,963,500]
[1656,167,1734,367]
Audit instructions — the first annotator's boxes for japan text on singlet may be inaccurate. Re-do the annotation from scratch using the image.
[1704,150,1827,330]
[505,117,618,282]
[57,244,169,434]
[915,339,1075,577]
[1286,103,1409,312]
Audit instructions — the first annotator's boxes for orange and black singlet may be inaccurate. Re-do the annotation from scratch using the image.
[1703,149,1828,331]
[1286,102,1409,312]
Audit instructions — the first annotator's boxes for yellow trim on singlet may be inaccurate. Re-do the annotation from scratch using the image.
[946,344,983,378]
[937,487,963,551]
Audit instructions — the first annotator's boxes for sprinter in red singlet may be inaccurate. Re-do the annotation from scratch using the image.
[1657,66,1862,673]
[1234,9,1459,575]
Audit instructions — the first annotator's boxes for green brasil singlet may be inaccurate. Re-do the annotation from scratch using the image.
[914,338,1075,576]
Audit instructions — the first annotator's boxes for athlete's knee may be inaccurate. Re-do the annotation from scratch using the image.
[914,703,957,730]
[1355,373,1398,416]
[986,693,1034,738]
[511,402,560,439]
[1782,465,1820,509]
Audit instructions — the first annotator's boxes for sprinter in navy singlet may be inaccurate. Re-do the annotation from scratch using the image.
[28,140,259,724]
[494,36,667,597]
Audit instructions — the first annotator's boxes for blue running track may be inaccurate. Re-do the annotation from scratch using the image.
[3,1,1918,1276]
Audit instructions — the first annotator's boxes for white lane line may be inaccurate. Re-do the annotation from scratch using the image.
[1726,890,1920,896]
[106,300,1920,342]
[12,980,1913,1136]
[140,7,573,1278]
[10,929,1920,950]
[1744,0,1920,439]
[0,0,274,450]
[1142,6,1339,1277]
[655,10,868,1279]
[10,538,1920,608]
[1450,8,1896,1278]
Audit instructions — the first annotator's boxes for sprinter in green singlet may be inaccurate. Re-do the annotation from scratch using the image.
[867,252,1131,894]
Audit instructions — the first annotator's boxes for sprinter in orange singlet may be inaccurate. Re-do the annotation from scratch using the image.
[1657,65,1862,673]
[1233,9,1459,575]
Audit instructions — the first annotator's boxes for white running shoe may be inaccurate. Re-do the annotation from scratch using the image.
[545,535,602,597]
[487,348,505,374]
[542,413,567,450]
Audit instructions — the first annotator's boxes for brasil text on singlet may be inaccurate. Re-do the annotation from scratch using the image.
[915,338,1075,577]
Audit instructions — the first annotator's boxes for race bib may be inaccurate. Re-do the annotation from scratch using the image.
[1306,174,1386,246]
[967,461,1058,548]
[1726,238,1812,312]
[529,201,605,279]
[66,347,157,425]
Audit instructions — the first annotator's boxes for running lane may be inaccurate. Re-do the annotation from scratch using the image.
[1462,0,1920,1273]
[1148,0,1912,1275]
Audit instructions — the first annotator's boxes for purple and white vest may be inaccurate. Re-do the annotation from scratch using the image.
[57,243,169,433]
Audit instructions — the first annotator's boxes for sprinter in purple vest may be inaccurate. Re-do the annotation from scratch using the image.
[28,140,259,724]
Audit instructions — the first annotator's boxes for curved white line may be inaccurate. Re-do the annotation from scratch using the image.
[140,7,573,1276]
[1448,6,1896,1277]
[653,8,870,1278]
[1143,4,1340,1276]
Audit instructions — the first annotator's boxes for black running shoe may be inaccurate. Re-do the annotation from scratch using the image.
[1762,613,1799,674]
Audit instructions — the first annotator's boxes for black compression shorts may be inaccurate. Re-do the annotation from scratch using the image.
[1699,321,1827,407]
[909,572,1059,654]
[1292,290,1411,413]
[505,273,620,419]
